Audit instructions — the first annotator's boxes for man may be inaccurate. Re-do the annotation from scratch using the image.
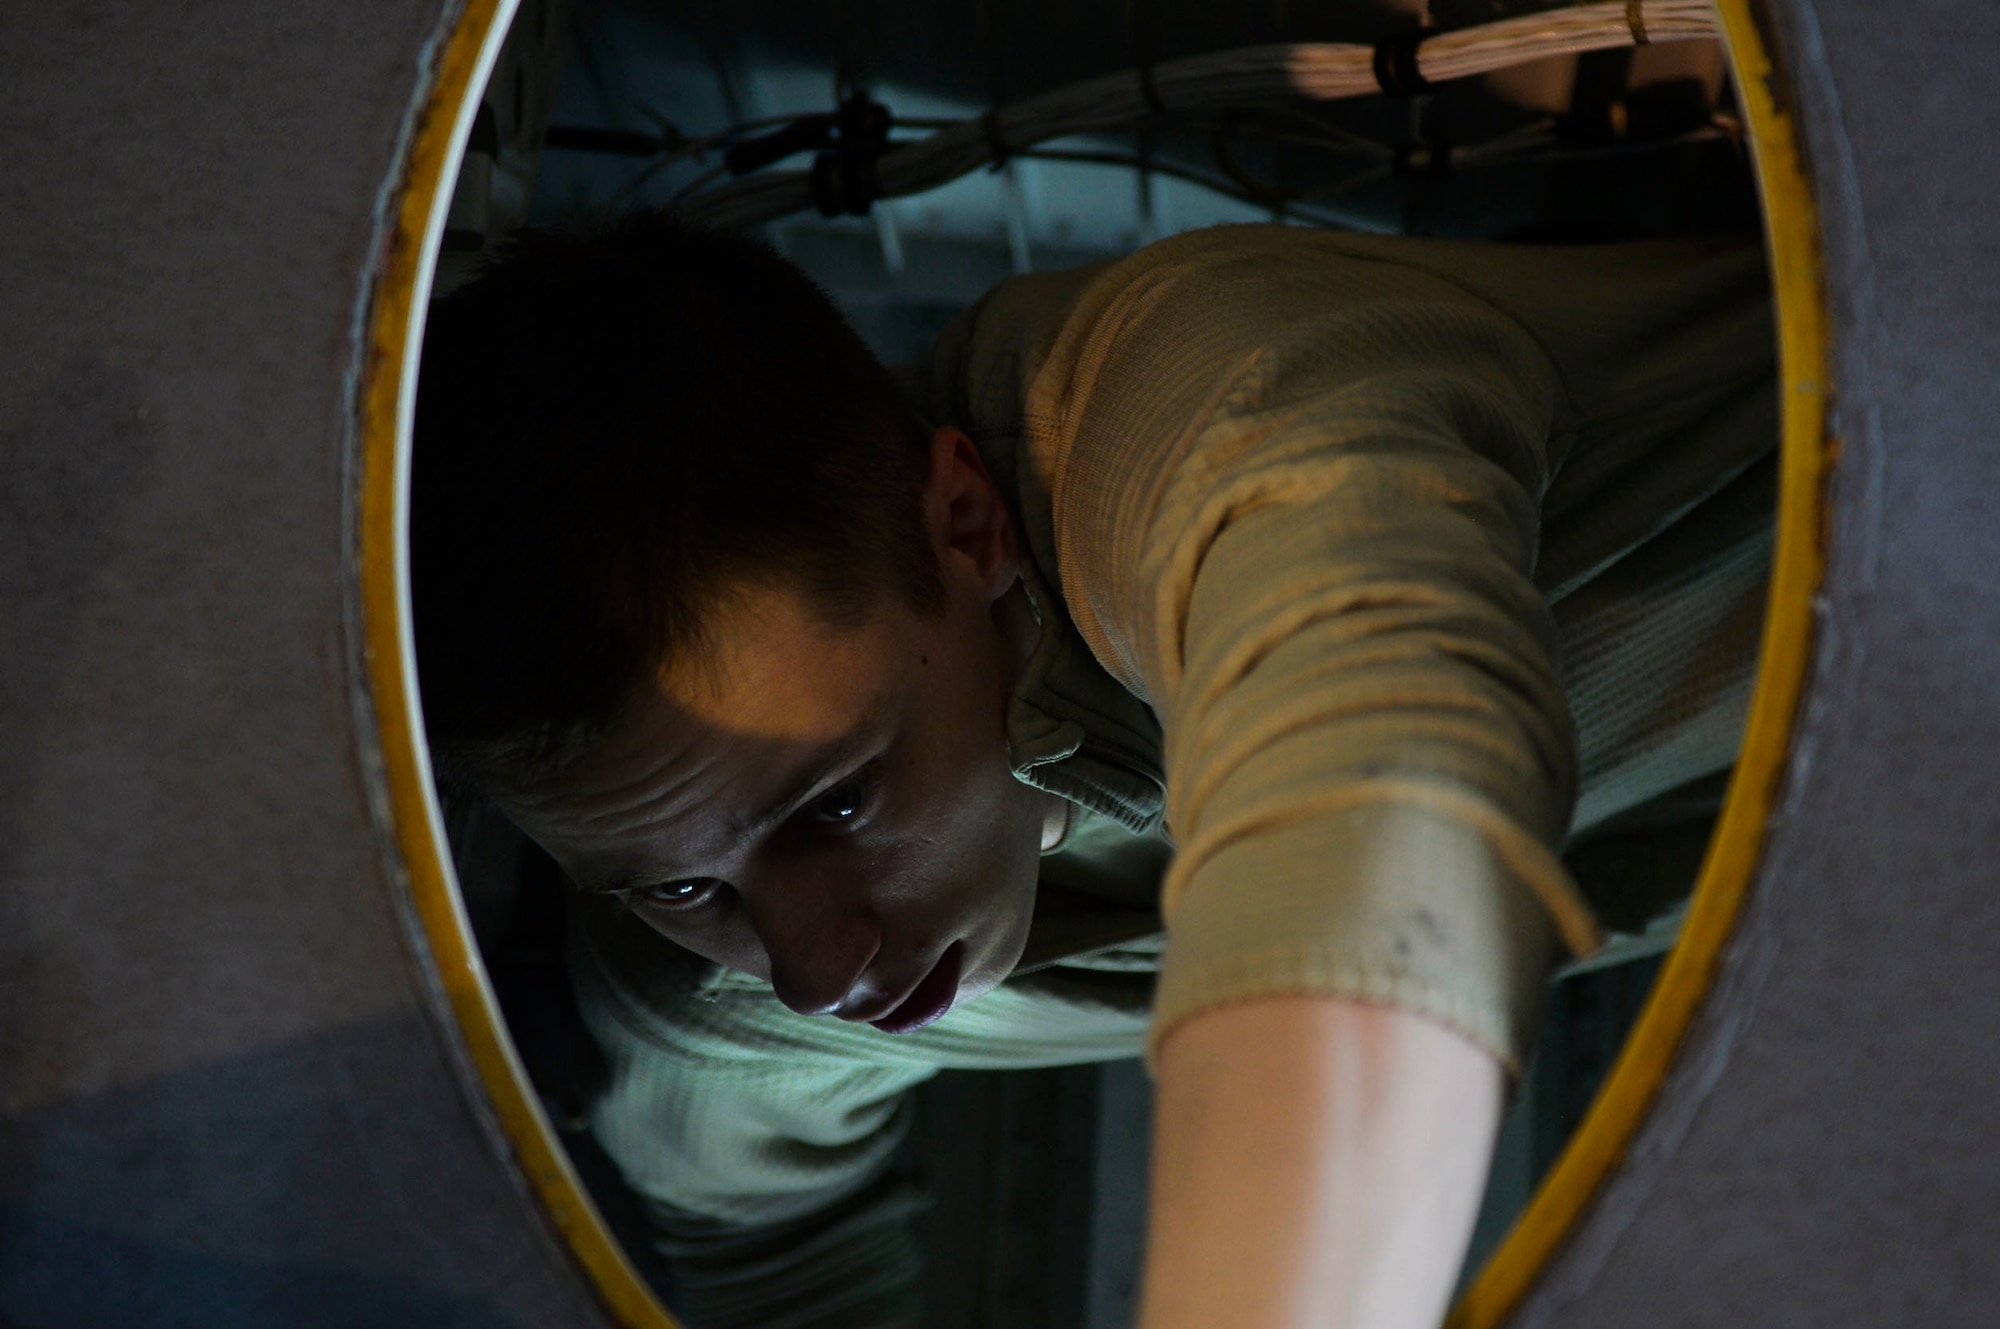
[412,212,1774,1328]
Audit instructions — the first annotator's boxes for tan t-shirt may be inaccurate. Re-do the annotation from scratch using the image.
[930,223,1773,1066]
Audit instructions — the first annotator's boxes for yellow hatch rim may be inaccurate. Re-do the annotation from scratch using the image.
[1450,1,1827,1321]
[355,0,684,1322]
[354,3,1827,1325]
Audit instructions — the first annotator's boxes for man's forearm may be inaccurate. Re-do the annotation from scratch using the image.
[1140,996,1505,1329]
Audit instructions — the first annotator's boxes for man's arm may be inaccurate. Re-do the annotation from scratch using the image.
[996,232,1600,1325]
[1141,996,1504,1329]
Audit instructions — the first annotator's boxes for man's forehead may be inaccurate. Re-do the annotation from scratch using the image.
[662,581,909,739]
[509,664,902,891]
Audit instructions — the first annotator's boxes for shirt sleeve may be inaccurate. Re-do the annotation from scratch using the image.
[1023,230,1605,1073]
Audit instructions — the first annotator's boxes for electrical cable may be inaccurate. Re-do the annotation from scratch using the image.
[678,0,1718,228]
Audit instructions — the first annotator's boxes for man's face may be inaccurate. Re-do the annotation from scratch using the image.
[498,431,1057,1034]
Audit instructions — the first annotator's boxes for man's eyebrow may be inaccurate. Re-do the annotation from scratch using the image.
[578,694,895,896]
[736,694,894,842]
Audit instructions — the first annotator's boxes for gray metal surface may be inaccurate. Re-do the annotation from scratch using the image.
[1517,1,2000,1325]
[0,2,614,1325]
[4,0,1998,1325]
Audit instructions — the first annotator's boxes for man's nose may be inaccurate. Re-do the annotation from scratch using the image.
[738,866,882,1017]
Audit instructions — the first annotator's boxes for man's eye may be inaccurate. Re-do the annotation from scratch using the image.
[808,772,872,824]
[641,878,722,909]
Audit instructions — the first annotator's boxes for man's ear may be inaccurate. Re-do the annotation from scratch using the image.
[922,426,1019,603]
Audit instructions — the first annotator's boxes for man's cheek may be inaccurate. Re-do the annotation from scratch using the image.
[635,909,767,977]
[709,920,772,977]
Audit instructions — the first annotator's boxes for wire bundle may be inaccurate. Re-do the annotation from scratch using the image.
[681,0,1719,230]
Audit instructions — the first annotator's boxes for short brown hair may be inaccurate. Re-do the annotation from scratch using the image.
[410,212,942,782]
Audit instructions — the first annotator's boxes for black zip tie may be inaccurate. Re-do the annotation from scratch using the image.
[1372,26,1437,99]
[1626,0,1651,44]
[980,109,1013,168]
[806,92,892,216]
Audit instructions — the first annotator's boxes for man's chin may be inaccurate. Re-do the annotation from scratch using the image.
[953,967,1006,1010]
[956,915,1034,1007]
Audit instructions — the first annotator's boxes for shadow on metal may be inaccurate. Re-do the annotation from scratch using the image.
[4,0,1998,1325]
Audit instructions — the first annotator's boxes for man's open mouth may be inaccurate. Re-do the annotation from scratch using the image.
[870,940,964,1035]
